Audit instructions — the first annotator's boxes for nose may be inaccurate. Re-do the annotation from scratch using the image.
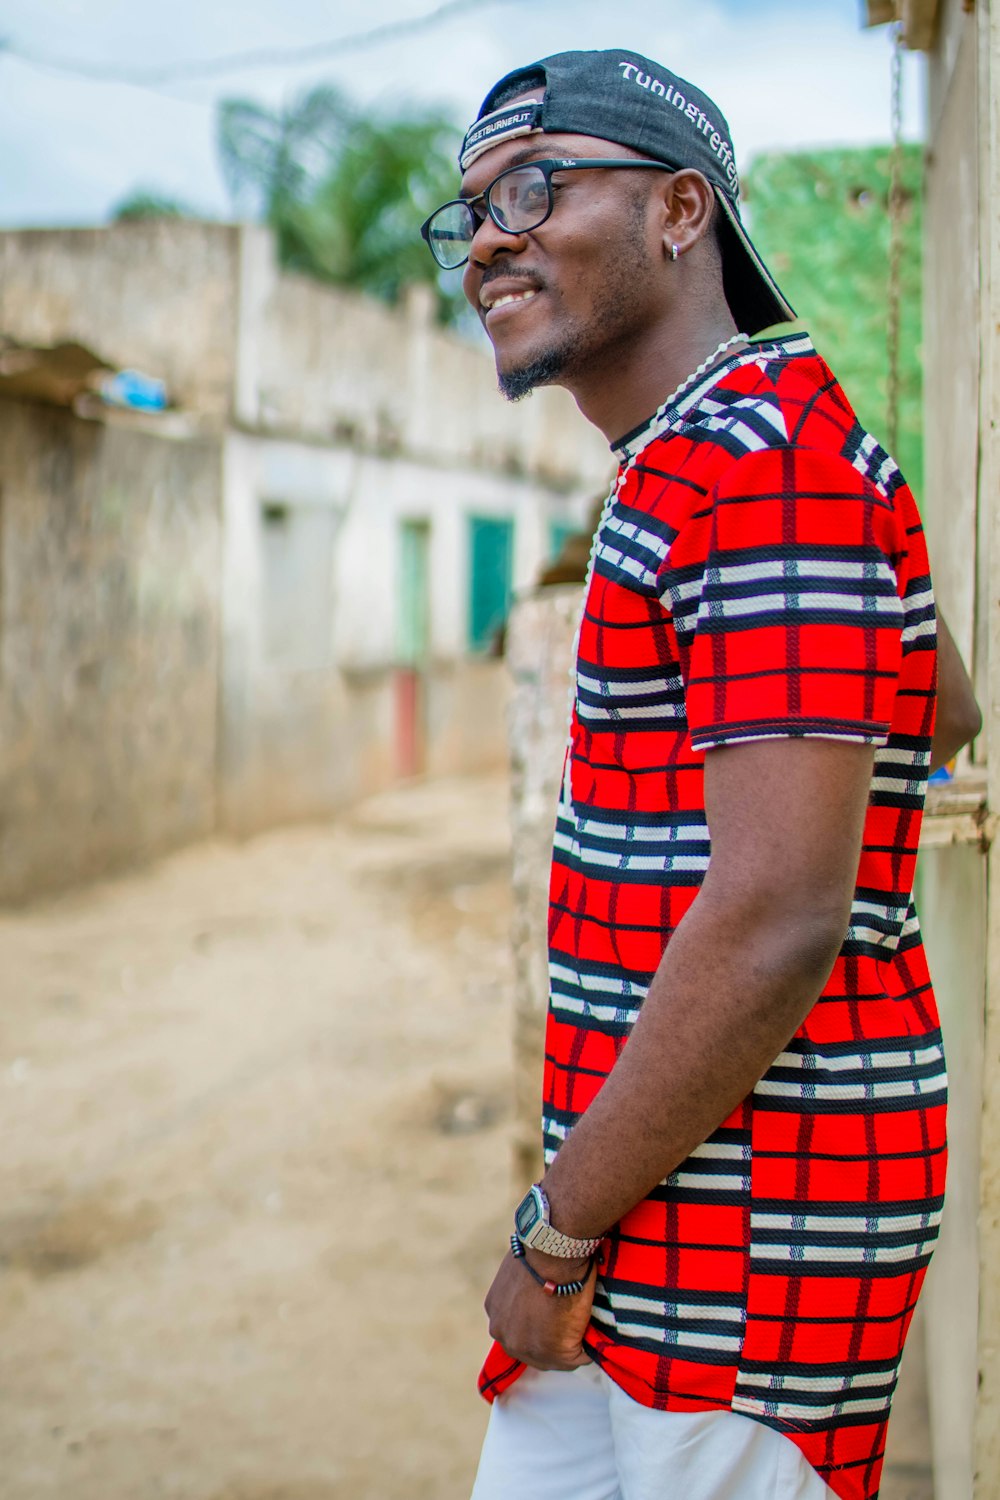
[462,214,529,309]
[469,209,530,268]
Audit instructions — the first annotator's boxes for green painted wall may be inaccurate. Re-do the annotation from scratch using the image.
[398,519,430,665]
[745,145,924,499]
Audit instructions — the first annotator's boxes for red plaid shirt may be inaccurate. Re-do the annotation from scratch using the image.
[480,335,945,1500]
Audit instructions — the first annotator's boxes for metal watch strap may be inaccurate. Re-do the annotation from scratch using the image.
[516,1182,602,1259]
[525,1219,602,1258]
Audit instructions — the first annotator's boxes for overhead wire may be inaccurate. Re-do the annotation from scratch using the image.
[0,0,519,87]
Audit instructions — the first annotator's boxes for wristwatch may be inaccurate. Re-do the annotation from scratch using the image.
[513,1183,602,1259]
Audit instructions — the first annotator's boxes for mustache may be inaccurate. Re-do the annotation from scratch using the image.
[479,265,545,293]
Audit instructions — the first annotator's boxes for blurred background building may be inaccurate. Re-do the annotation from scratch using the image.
[0,219,607,901]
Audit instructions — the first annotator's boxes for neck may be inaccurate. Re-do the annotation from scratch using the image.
[569,313,745,443]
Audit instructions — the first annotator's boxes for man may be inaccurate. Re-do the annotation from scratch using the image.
[420,49,980,1500]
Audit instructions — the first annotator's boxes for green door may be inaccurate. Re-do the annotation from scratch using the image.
[398,520,431,665]
[468,515,514,652]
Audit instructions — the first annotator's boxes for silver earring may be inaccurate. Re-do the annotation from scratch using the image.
[670,243,680,262]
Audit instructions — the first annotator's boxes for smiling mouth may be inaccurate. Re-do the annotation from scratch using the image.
[481,288,539,312]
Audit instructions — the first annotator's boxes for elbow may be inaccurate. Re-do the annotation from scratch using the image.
[932,696,983,770]
[700,883,850,1003]
[961,696,983,748]
[733,903,849,1040]
[778,906,851,989]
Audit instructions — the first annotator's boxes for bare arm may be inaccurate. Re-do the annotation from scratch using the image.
[536,736,872,1240]
[486,736,874,1367]
[932,613,981,771]
[522,612,977,1251]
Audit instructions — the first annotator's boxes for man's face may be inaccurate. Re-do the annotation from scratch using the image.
[459,106,666,401]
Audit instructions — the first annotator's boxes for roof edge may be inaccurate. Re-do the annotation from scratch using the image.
[862,0,941,51]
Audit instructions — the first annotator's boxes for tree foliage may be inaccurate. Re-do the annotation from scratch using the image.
[112,188,202,221]
[744,146,923,497]
[216,84,350,272]
[216,84,463,321]
[295,113,461,307]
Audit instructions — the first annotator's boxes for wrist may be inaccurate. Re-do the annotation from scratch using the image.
[513,1181,603,1260]
[539,1176,604,1245]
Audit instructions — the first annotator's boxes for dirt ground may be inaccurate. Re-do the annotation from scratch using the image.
[0,773,933,1500]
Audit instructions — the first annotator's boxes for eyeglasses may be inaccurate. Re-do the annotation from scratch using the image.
[420,156,676,270]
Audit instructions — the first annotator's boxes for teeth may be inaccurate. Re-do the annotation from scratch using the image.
[483,289,538,310]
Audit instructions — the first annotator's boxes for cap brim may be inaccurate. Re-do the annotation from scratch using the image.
[714,191,796,337]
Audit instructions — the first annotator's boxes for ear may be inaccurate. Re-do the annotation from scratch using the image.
[653,169,716,261]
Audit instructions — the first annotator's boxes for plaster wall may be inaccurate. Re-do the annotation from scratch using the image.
[0,219,611,877]
[240,244,612,488]
[219,429,593,834]
[0,400,221,902]
[0,222,241,419]
[506,587,580,1187]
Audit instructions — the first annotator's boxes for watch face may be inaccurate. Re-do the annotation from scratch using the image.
[515,1191,541,1237]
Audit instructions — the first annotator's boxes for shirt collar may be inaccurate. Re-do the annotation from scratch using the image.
[610,332,815,462]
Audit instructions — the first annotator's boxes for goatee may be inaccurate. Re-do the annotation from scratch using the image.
[497,334,585,402]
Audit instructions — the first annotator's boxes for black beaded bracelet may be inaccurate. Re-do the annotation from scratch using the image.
[510,1233,594,1297]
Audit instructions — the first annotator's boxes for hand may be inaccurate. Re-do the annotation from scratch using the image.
[484,1249,596,1371]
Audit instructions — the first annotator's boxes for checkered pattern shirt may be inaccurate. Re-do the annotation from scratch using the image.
[480,335,945,1500]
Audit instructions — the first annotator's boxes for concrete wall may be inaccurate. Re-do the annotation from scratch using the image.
[235,228,611,487]
[506,587,580,1189]
[0,220,612,883]
[0,400,222,903]
[0,222,242,419]
[219,229,610,835]
[218,428,595,835]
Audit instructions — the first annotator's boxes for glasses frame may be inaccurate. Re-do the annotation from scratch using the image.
[420,156,678,270]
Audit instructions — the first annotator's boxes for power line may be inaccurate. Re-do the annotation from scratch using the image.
[1,0,518,86]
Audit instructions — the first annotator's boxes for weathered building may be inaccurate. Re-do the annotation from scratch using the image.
[0,220,610,901]
[0,399,222,899]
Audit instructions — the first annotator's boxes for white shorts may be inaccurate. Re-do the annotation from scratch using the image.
[471,1365,833,1500]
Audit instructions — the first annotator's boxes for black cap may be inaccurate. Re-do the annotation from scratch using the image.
[461,49,795,338]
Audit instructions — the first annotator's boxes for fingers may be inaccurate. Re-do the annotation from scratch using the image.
[521,1345,593,1372]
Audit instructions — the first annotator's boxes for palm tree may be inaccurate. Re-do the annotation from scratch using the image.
[297,109,462,315]
[216,88,463,321]
[216,84,350,272]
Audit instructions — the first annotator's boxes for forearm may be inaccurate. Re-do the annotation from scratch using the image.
[539,890,844,1242]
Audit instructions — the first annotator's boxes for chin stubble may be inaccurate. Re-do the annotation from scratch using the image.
[497,337,585,402]
[495,187,653,403]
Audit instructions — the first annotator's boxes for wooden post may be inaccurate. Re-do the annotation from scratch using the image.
[974,0,1000,1490]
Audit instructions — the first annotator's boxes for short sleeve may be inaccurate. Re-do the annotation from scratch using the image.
[658,446,906,752]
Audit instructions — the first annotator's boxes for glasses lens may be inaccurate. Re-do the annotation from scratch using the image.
[427,202,476,268]
[489,165,550,232]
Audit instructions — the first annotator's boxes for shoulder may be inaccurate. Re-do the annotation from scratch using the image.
[666,442,909,583]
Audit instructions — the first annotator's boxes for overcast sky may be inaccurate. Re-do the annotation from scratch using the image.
[1,0,923,228]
